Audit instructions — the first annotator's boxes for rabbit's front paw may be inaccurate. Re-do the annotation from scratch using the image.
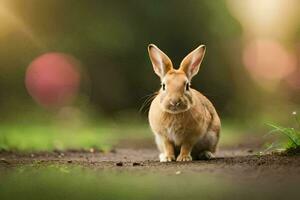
[159,153,175,162]
[176,154,192,162]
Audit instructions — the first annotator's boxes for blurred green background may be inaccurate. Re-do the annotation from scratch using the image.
[0,0,300,150]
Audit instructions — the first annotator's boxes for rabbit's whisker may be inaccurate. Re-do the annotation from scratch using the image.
[139,92,158,113]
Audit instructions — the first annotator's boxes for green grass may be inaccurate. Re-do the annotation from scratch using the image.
[0,121,151,151]
[267,112,300,154]
[0,165,297,200]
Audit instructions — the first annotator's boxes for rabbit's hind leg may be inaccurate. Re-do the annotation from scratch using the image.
[191,131,219,160]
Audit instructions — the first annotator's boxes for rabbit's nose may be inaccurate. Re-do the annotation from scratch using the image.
[170,100,181,107]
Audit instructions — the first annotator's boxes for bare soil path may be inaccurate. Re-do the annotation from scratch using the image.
[1,139,299,180]
[1,138,300,200]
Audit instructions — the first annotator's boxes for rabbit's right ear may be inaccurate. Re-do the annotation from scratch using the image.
[148,44,173,79]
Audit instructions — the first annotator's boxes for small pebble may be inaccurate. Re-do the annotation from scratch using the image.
[175,171,181,175]
[132,162,142,166]
[0,158,10,164]
[110,149,117,153]
[116,162,123,166]
[89,148,95,153]
[30,154,35,158]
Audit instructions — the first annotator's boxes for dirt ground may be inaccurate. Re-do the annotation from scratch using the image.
[1,138,300,182]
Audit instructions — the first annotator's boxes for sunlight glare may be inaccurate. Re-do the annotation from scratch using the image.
[0,1,42,47]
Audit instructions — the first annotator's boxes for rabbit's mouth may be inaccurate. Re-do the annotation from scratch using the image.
[164,103,190,114]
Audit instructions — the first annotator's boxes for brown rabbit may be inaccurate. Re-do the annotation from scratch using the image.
[147,44,221,162]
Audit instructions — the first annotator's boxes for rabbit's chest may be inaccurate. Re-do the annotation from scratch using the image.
[163,121,188,144]
[159,111,207,145]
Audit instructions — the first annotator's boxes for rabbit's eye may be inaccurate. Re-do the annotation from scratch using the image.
[162,83,166,91]
[185,82,190,91]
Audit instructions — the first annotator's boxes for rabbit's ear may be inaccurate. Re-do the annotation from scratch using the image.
[148,44,173,79]
[179,45,206,80]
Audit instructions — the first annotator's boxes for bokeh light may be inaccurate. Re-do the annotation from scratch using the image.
[243,39,297,84]
[227,0,300,92]
[25,53,81,108]
[227,0,300,38]
[0,0,42,47]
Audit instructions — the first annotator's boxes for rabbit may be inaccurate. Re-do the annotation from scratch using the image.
[147,44,221,162]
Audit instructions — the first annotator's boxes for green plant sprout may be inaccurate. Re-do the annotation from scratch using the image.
[266,111,300,155]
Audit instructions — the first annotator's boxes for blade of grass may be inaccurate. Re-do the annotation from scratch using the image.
[267,123,299,147]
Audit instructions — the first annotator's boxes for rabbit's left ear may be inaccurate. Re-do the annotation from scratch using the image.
[148,44,173,80]
[179,45,206,80]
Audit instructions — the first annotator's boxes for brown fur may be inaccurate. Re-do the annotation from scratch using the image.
[147,44,221,162]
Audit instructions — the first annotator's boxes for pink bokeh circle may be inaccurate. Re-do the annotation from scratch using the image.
[25,53,81,108]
